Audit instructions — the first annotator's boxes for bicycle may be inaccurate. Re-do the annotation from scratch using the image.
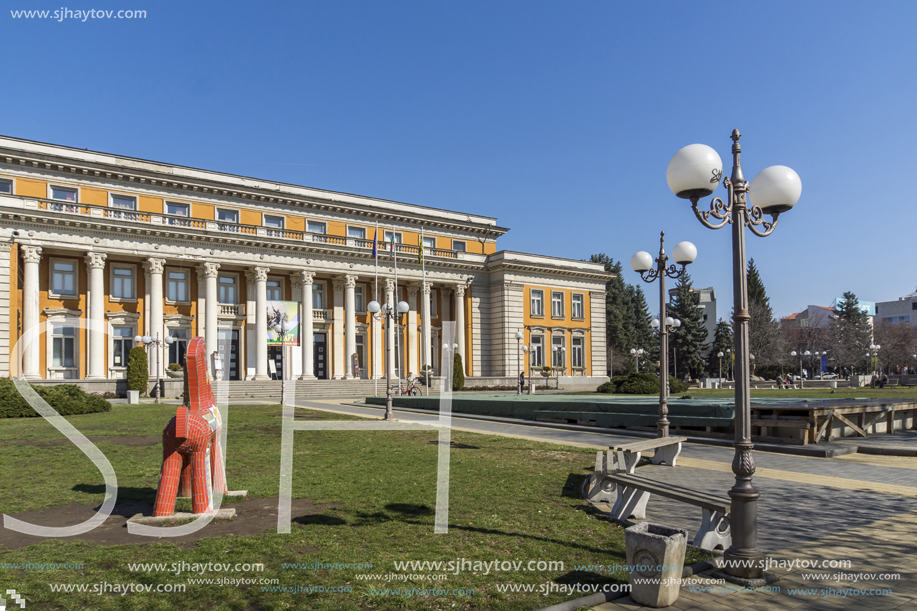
[389,381,419,396]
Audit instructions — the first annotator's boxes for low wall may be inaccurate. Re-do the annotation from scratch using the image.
[29,378,184,399]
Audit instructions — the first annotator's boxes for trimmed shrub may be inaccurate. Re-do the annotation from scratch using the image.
[127,346,148,394]
[0,378,112,418]
[167,362,182,372]
[669,377,690,394]
[452,353,465,391]
[596,373,690,395]
[597,381,615,393]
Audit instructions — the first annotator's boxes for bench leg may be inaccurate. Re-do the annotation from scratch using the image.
[619,450,642,474]
[651,442,683,467]
[611,487,650,521]
[692,508,731,552]
[582,451,617,504]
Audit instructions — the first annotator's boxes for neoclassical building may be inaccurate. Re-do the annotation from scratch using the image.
[0,135,609,391]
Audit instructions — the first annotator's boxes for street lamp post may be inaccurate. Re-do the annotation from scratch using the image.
[134,332,175,404]
[870,344,881,375]
[515,330,524,395]
[632,233,696,438]
[368,299,410,420]
[522,344,529,394]
[718,351,724,383]
[630,348,645,373]
[726,348,733,380]
[668,129,801,586]
[791,351,802,388]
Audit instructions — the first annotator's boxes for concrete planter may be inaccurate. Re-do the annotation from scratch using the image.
[166,370,184,379]
[127,390,140,404]
[625,522,687,608]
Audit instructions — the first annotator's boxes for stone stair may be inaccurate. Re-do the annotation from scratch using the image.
[223,379,387,399]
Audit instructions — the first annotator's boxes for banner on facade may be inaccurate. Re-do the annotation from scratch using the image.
[266,301,301,346]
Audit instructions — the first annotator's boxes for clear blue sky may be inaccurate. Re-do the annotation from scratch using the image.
[3,1,915,318]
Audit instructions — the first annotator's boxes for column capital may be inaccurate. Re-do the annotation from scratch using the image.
[344,274,358,289]
[298,270,315,286]
[384,278,396,293]
[332,278,346,292]
[200,262,220,278]
[422,281,433,295]
[407,285,419,300]
[454,284,466,298]
[245,270,255,287]
[291,275,303,290]
[84,251,107,270]
[144,257,166,275]
[21,245,42,264]
[253,266,270,283]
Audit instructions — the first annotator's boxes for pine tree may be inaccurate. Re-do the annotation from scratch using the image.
[127,346,148,394]
[747,259,772,316]
[705,319,734,377]
[829,291,873,374]
[744,258,783,374]
[590,254,629,374]
[631,285,657,363]
[668,272,708,379]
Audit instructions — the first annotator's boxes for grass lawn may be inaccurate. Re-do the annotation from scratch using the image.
[0,403,711,610]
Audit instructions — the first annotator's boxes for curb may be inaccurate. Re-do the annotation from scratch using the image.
[854,445,917,457]
[531,558,721,611]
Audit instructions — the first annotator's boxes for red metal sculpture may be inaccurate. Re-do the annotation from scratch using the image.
[153,336,226,517]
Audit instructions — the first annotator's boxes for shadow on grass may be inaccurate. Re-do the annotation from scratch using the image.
[426,440,480,449]
[73,483,156,501]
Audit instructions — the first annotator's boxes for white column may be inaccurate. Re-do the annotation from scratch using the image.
[332,278,345,379]
[299,271,315,380]
[422,282,432,372]
[201,262,220,360]
[384,278,395,381]
[85,252,107,379]
[407,285,419,378]
[145,258,166,380]
[454,284,466,368]
[344,275,357,379]
[253,266,270,380]
[372,312,382,379]
[20,246,42,379]
[196,267,207,338]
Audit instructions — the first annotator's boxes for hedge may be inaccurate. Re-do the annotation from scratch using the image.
[0,377,112,418]
[597,372,689,395]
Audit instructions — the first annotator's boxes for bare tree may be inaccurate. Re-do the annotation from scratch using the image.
[873,322,917,374]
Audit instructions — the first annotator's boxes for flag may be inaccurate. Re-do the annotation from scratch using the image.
[371,227,378,258]
[418,233,423,265]
[390,235,395,260]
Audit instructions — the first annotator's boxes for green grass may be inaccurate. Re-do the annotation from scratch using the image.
[0,403,711,610]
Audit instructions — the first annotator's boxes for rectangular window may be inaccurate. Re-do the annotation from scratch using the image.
[219,276,237,304]
[431,289,438,317]
[112,326,134,368]
[552,336,566,368]
[264,215,285,229]
[52,260,77,296]
[50,186,78,202]
[217,209,239,223]
[313,283,324,310]
[266,279,282,301]
[167,270,188,302]
[347,227,366,239]
[552,291,565,318]
[572,337,584,368]
[383,231,403,244]
[112,266,134,299]
[530,289,544,317]
[422,236,436,249]
[51,325,76,368]
[0,179,11,194]
[571,293,584,319]
[110,194,136,210]
[452,240,467,252]
[530,336,544,368]
[355,286,365,312]
[168,328,188,367]
[166,202,189,216]
[355,335,366,373]
[307,221,326,234]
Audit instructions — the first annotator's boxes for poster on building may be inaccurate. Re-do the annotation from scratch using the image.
[266,301,301,346]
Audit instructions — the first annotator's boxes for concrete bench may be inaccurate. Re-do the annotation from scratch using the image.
[611,436,687,473]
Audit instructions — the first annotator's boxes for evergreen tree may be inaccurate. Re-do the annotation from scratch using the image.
[743,259,784,374]
[127,346,148,394]
[747,259,771,316]
[705,319,734,377]
[667,272,708,379]
[829,291,873,374]
[590,254,630,374]
[630,285,657,364]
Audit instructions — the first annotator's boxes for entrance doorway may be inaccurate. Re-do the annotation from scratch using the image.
[217,329,241,381]
[314,333,327,379]
[268,345,284,380]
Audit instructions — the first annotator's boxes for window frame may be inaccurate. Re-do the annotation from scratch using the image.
[422,236,436,250]
[354,285,365,313]
[111,325,135,370]
[530,289,544,318]
[0,177,14,195]
[312,281,325,310]
[108,192,138,211]
[266,277,284,301]
[263,214,286,229]
[167,327,190,368]
[164,201,191,217]
[218,274,239,305]
[110,263,137,302]
[552,335,566,369]
[451,239,467,252]
[383,230,403,244]
[48,184,79,203]
[49,257,79,300]
[50,323,78,371]
[551,291,565,319]
[572,336,585,369]
[347,226,366,240]
[307,220,327,234]
[165,267,191,305]
[215,207,240,224]
[571,293,585,320]
[530,335,544,368]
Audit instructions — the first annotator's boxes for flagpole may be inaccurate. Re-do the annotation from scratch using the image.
[421,226,428,396]
[393,225,400,389]
[374,222,379,397]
